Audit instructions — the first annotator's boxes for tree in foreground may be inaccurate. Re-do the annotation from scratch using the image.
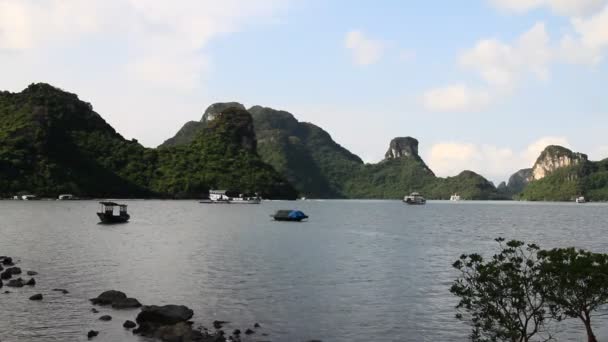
[450,238,550,342]
[537,247,608,342]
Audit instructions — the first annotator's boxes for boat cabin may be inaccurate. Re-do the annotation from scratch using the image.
[97,201,130,223]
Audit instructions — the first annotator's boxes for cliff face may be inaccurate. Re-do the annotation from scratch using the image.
[385,137,419,159]
[201,102,246,123]
[531,146,587,181]
[504,168,533,195]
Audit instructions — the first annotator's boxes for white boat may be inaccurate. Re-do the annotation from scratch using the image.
[403,192,426,205]
[201,190,261,204]
[21,194,38,200]
[576,196,586,204]
[58,194,74,200]
[450,194,461,201]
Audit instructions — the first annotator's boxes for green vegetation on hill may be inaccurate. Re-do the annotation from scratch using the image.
[163,103,502,200]
[250,105,363,198]
[519,160,608,201]
[0,84,297,199]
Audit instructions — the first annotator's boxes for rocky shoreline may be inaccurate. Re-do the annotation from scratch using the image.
[1,255,309,342]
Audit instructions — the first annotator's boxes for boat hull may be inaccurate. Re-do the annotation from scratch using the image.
[273,216,308,222]
[97,213,130,224]
[403,199,426,205]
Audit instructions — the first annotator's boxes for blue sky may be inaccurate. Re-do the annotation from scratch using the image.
[1,0,608,183]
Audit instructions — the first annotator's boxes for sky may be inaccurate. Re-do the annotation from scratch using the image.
[1,0,608,184]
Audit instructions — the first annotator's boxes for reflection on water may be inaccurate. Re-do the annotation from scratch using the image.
[0,200,607,341]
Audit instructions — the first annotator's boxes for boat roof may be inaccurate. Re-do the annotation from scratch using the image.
[99,201,127,207]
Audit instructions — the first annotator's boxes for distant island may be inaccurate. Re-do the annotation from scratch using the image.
[1,83,606,201]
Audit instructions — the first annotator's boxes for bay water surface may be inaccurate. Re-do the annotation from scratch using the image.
[0,200,607,341]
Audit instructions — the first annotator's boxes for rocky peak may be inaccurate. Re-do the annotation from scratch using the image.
[385,137,419,159]
[532,146,587,181]
[201,102,246,123]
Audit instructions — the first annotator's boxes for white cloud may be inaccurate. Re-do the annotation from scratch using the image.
[344,30,385,66]
[559,6,608,65]
[422,22,551,112]
[0,0,290,145]
[490,0,607,17]
[422,84,492,112]
[425,136,571,183]
[459,22,551,87]
[0,0,289,88]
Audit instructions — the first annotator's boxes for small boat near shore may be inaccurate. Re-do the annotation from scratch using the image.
[97,201,130,223]
[450,193,461,201]
[200,190,261,204]
[576,196,586,204]
[403,192,426,205]
[272,210,308,222]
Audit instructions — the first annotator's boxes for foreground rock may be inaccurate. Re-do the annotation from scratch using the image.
[134,305,196,340]
[123,320,136,329]
[7,278,24,287]
[29,293,43,300]
[87,330,99,339]
[90,290,141,308]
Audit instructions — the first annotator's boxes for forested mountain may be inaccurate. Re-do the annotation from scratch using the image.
[0,84,297,199]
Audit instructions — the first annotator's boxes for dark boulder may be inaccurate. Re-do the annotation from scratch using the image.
[0,270,10,280]
[99,315,112,321]
[136,305,194,326]
[123,320,136,329]
[25,278,36,286]
[7,267,21,275]
[27,271,38,276]
[245,328,254,335]
[29,293,43,300]
[233,329,241,335]
[52,288,69,294]
[254,323,261,328]
[133,305,195,340]
[87,330,99,339]
[213,320,228,329]
[90,290,127,305]
[7,278,24,287]
[91,308,99,313]
[112,297,142,309]
[2,257,13,265]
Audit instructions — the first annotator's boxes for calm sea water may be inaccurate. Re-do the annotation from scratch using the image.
[0,200,607,342]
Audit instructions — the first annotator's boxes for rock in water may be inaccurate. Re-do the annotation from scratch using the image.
[2,257,13,265]
[7,267,21,275]
[99,315,112,321]
[7,278,24,287]
[27,271,38,276]
[25,278,36,286]
[245,328,254,335]
[90,290,127,305]
[112,297,142,309]
[134,305,195,340]
[123,320,136,329]
[136,305,193,326]
[52,288,69,294]
[29,293,43,300]
[0,270,11,280]
[87,330,99,339]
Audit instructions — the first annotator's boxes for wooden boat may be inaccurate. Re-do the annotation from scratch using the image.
[272,210,308,222]
[97,202,130,223]
[403,192,426,205]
